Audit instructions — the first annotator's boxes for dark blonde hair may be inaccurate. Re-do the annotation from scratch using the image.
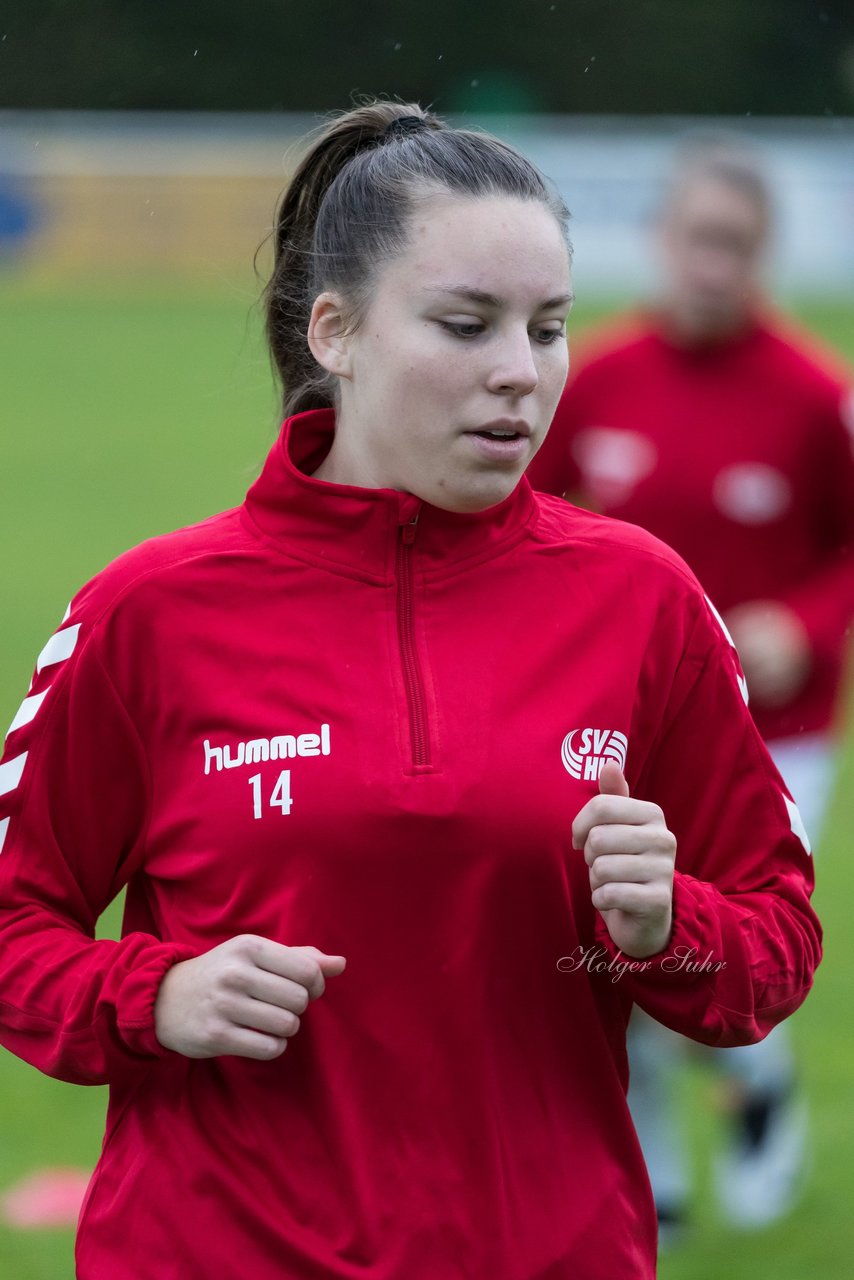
[665,131,773,228]
[265,100,570,417]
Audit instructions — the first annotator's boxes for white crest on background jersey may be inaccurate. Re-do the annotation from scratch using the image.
[712,463,792,525]
[704,595,749,705]
[561,728,628,781]
[782,793,812,856]
[570,427,657,506]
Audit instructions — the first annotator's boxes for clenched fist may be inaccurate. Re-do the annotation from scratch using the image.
[572,761,676,958]
[154,935,347,1061]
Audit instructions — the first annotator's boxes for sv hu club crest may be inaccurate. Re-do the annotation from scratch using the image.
[561,728,628,781]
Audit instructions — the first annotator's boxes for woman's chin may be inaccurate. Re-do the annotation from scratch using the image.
[427,475,522,514]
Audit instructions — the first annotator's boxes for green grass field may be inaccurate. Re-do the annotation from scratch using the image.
[1,282,853,1278]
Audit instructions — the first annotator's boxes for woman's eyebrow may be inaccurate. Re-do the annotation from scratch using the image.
[424,286,574,309]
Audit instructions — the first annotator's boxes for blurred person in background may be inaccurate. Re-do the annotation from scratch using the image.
[528,135,854,1237]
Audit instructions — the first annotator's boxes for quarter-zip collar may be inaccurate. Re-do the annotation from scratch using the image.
[242,409,538,585]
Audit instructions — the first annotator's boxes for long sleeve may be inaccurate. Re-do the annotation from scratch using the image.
[593,589,822,1047]
[0,603,195,1085]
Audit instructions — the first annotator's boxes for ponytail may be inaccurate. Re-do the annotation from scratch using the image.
[264,103,438,417]
[263,100,569,419]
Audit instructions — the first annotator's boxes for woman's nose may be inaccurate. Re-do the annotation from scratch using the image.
[486,333,539,396]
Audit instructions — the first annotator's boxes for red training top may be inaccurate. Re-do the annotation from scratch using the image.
[0,410,821,1280]
[527,312,854,741]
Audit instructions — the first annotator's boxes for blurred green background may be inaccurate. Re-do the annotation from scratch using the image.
[0,285,852,1278]
[3,0,854,116]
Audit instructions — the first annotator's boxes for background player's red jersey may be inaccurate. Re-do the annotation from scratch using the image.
[528,313,854,741]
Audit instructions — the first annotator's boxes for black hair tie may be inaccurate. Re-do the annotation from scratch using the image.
[381,115,430,143]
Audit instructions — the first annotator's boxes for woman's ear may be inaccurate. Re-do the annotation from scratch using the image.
[307,293,353,381]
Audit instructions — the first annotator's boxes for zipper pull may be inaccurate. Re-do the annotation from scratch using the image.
[398,493,421,544]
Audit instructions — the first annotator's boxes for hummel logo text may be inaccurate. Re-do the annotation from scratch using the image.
[204,724,331,774]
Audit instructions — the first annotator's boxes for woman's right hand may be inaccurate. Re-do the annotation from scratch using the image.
[154,935,347,1060]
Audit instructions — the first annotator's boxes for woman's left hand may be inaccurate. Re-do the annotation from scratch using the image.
[572,762,677,959]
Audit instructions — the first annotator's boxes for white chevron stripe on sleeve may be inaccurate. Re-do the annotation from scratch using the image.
[704,595,749,705]
[0,817,9,855]
[0,753,28,797]
[36,624,81,674]
[7,689,50,737]
[783,793,812,856]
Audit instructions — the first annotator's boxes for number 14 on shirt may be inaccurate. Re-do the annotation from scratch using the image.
[248,771,293,818]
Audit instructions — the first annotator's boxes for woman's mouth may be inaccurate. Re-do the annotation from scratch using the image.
[465,426,531,462]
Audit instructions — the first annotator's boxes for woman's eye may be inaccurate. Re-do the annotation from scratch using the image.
[439,321,484,339]
[438,321,565,343]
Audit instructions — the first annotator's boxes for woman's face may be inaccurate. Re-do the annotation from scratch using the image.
[311,194,572,513]
[658,176,768,340]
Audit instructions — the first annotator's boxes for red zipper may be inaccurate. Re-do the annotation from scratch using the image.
[396,515,432,771]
